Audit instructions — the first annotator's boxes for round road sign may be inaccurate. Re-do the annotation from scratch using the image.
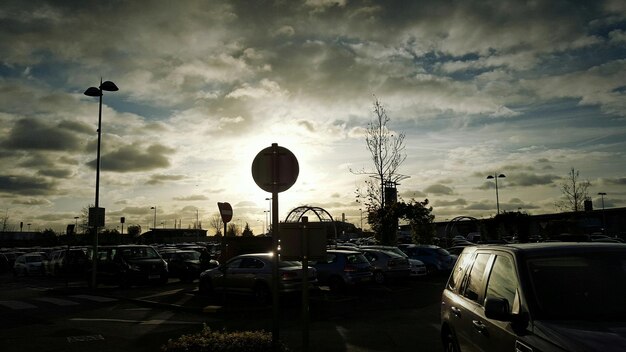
[251,143,299,193]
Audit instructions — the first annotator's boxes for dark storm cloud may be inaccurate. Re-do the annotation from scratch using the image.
[424,184,455,195]
[0,174,57,195]
[603,177,626,185]
[37,168,73,178]
[504,173,559,187]
[146,174,186,185]
[89,143,175,172]
[433,198,467,207]
[399,190,427,198]
[2,118,83,151]
[11,198,51,206]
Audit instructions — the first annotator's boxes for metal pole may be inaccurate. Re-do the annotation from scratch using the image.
[91,82,103,289]
[301,217,309,352]
[271,143,280,350]
[495,175,500,215]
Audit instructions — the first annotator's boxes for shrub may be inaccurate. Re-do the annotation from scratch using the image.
[161,326,290,352]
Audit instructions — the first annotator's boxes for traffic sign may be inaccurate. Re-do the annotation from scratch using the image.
[217,202,233,223]
[251,143,299,193]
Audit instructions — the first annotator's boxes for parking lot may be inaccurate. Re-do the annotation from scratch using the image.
[0,267,448,352]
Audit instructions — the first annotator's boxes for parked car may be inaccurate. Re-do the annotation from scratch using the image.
[165,249,217,282]
[86,245,168,287]
[400,244,454,275]
[198,253,317,303]
[312,249,373,290]
[13,252,47,277]
[44,248,88,277]
[441,242,626,352]
[361,245,427,277]
[360,248,411,284]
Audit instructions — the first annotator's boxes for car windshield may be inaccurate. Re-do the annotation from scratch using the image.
[120,247,160,260]
[346,253,369,264]
[527,252,626,321]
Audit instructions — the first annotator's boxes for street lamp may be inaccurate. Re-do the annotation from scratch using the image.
[85,78,118,288]
[265,197,272,232]
[598,192,607,233]
[486,173,506,215]
[151,206,157,229]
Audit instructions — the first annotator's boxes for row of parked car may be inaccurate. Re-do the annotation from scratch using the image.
[196,243,457,303]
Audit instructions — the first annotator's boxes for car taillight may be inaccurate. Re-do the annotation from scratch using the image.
[281,271,298,280]
[344,264,358,272]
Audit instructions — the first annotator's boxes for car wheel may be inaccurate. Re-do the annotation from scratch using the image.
[253,283,271,304]
[373,271,385,284]
[443,330,460,352]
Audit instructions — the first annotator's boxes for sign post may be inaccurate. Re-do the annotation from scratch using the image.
[251,143,299,350]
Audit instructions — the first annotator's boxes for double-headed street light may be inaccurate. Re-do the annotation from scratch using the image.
[84,78,118,288]
[486,173,506,215]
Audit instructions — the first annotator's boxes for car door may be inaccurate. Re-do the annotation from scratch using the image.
[469,253,520,352]
[454,252,493,352]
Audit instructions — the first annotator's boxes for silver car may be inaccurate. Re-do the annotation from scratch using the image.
[198,253,317,303]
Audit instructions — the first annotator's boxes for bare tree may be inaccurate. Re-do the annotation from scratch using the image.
[208,213,224,235]
[353,98,407,211]
[555,167,591,212]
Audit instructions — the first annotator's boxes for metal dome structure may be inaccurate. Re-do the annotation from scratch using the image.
[444,216,479,239]
[285,205,337,242]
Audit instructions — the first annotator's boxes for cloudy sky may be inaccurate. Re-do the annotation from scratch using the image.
[1,0,625,234]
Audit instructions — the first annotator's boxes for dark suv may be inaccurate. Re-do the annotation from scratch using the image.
[440,243,626,352]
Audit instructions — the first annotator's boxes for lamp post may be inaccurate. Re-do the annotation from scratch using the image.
[264,210,270,234]
[265,197,272,233]
[85,78,118,288]
[359,208,363,230]
[486,173,506,215]
[598,192,607,233]
[150,206,157,229]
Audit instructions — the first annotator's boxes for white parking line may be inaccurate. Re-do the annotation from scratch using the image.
[34,297,79,306]
[0,300,37,309]
[69,295,118,303]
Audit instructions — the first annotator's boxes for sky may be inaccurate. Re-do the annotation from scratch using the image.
[0,0,625,235]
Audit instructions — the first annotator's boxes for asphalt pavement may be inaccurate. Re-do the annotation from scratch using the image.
[2,273,446,352]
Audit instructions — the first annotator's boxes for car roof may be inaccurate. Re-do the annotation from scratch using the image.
[461,242,626,256]
[327,249,364,254]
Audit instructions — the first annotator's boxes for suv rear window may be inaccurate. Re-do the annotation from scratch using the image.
[527,252,626,320]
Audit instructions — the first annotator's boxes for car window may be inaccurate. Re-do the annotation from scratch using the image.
[227,258,243,269]
[448,253,470,291]
[240,258,264,269]
[527,252,626,320]
[463,253,491,302]
[346,253,369,264]
[485,255,517,312]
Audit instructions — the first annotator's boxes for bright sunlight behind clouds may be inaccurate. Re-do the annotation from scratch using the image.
[0,0,625,233]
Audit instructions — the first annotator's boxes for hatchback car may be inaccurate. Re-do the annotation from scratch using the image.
[13,252,47,276]
[441,243,626,352]
[360,248,411,284]
[400,244,454,274]
[312,249,373,290]
[198,253,317,303]
[361,245,427,277]
[87,245,168,287]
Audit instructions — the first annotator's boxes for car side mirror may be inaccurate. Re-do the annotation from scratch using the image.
[484,297,512,321]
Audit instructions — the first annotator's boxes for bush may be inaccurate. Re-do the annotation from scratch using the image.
[161,326,290,352]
